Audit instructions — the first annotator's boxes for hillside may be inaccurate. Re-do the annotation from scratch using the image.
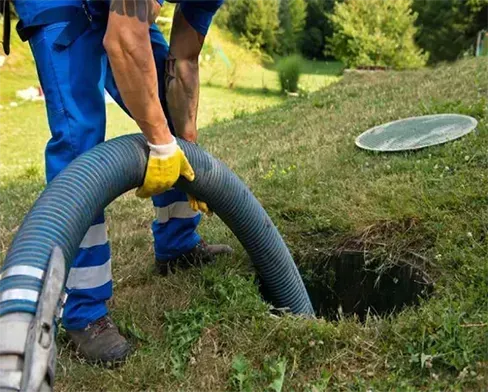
[1,19,487,392]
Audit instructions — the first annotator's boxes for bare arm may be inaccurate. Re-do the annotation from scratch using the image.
[165,5,206,143]
[104,0,173,145]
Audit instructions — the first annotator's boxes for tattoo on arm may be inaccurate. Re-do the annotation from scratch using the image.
[110,0,158,24]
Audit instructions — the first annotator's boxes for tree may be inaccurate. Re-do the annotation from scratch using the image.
[220,0,280,53]
[216,0,309,55]
[328,0,427,69]
[412,0,488,63]
[245,0,280,52]
[278,0,307,54]
[300,0,337,59]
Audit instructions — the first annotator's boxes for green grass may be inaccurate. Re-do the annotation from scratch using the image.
[0,25,342,177]
[0,23,342,107]
[1,25,488,391]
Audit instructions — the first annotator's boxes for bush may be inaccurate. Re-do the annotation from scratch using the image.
[220,0,280,53]
[327,0,427,69]
[300,0,337,59]
[412,0,488,63]
[278,0,308,55]
[218,0,309,56]
[277,55,303,93]
[300,26,324,59]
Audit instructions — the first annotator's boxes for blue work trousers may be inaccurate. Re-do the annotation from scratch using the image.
[28,22,201,329]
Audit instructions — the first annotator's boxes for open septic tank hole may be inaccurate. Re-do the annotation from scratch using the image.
[296,250,433,320]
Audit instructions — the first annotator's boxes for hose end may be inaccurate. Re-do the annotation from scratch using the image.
[0,247,65,392]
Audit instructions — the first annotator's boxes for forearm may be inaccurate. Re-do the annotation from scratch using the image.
[166,57,200,142]
[104,1,173,145]
[165,4,206,142]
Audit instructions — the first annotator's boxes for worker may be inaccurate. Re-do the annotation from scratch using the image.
[4,0,230,363]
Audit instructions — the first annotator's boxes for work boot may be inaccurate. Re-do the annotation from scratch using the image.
[156,239,233,276]
[66,315,131,364]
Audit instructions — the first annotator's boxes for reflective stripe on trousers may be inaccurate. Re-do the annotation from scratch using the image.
[29,21,200,329]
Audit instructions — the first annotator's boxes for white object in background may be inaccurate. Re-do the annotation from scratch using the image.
[355,114,478,152]
[16,86,45,101]
[475,30,487,57]
[10,102,18,107]
[0,56,5,67]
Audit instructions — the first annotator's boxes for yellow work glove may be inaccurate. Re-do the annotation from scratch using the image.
[136,137,195,199]
[188,195,212,216]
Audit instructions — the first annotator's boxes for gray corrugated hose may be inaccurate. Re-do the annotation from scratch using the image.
[0,134,314,391]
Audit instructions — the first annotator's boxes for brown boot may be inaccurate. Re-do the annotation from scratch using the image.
[156,239,233,276]
[66,315,131,364]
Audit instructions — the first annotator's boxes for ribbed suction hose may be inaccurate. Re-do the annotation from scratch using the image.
[0,134,314,391]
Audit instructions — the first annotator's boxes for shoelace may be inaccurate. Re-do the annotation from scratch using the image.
[88,317,113,337]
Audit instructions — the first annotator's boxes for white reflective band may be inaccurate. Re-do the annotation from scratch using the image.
[80,223,108,248]
[0,265,44,280]
[56,292,68,320]
[57,305,64,320]
[65,259,112,290]
[0,370,22,390]
[0,289,39,303]
[155,201,199,224]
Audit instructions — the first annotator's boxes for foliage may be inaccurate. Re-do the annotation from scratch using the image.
[164,307,214,378]
[229,355,288,392]
[412,0,488,63]
[276,54,303,92]
[230,355,254,392]
[219,0,280,53]
[300,0,337,59]
[277,0,308,55]
[217,0,307,55]
[327,0,427,69]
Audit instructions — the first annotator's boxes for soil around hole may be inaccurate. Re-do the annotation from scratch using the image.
[298,250,433,320]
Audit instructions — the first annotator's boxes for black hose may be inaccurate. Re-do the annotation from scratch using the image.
[0,134,314,318]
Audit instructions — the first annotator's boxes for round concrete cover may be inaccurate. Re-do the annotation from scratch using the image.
[355,114,478,152]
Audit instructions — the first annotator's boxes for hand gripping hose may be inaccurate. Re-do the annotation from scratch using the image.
[0,134,313,391]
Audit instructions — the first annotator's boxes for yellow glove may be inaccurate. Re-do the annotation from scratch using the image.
[136,137,195,199]
[188,195,212,216]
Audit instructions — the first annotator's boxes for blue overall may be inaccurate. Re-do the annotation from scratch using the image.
[13,0,223,329]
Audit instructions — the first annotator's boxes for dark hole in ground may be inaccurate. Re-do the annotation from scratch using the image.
[283,250,433,320]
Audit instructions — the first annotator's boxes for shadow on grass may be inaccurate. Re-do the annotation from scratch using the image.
[262,58,344,77]
[204,84,283,98]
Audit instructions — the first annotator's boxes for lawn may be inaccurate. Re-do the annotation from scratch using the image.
[1,26,487,392]
[0,25,342,177]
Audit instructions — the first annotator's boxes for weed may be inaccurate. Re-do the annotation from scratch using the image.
[163,307,215,378]
[303,370,332,392]
[230,354,254,392]
[265,357,287,392]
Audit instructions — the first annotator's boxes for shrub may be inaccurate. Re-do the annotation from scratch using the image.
[220,0,280,53]
[300,0,337,59]
[327,0,427,69]
[301,26,324,59]
[278,0,308,55]
[412,0,488,63]
[277,55,303,93]
[218,0,308,55]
